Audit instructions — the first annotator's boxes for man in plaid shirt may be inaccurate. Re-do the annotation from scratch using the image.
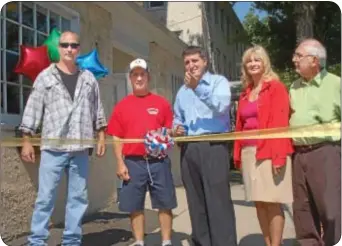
[19,31,107,246]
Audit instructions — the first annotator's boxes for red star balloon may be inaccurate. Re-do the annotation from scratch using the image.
[14,45,51,82]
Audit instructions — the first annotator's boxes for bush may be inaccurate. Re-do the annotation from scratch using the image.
[276,64,341,89]
[276,67,299,89]
[328,63,341,76]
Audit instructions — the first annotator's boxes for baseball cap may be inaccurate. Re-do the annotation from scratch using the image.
[129,58,148,72]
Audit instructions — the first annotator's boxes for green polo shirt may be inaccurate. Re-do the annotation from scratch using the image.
[289,69,341,146]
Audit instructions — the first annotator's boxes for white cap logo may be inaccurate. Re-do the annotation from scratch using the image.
[129,58,148,72]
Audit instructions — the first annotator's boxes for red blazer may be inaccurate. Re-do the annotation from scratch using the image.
[233,80,294,169]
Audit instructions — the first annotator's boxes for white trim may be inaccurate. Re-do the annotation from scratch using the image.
[36,2,80,20]
[0,114,22,127]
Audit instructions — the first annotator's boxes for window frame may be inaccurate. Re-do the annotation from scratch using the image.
[0,2,80,127]
[146,1,166,9]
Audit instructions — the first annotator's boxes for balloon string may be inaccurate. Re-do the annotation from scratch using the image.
[1,122,340,147]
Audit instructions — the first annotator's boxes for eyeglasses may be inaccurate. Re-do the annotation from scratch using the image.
[293,52,315,60]
[59,42,80,49]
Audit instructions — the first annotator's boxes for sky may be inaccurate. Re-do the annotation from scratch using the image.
[233,2,267,22]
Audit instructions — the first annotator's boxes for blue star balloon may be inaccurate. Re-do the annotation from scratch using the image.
[76,49,109,79]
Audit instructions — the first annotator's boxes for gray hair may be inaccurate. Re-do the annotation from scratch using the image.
[301,39,327,68]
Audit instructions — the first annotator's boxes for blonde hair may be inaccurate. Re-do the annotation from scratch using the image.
[240,45,279,88]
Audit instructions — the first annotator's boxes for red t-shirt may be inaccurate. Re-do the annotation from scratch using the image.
[106,93,173,156]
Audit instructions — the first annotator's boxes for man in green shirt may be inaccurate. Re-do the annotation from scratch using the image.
[289,38,341,246]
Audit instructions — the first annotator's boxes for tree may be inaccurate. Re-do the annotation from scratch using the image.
[244,2,341,69]
[314,2,341,66]
[243,8,296,70]
[253,2,319,43]
[294,2,318,43]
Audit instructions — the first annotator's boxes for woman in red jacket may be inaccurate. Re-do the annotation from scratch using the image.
[234,45,293,246]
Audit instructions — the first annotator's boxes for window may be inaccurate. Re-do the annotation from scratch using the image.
[223,55,227,77]
[214,2,218,25]
[215,48,221,74]
[228,61,232,78]
[226,18,230,38]
[147,2,165,8]
[171,74,183,105]
[220,9,224,32]
[1,2,79,126]
[205,2,211,20]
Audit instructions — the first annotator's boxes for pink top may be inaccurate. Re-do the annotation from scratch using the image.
[240,100,258,146]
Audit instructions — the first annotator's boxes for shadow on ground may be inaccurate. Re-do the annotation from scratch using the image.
[230,170,243,185]
[53,211,130,229]
[239,233,297,246]
[81,228,133,246]
[233,200,255,207]
[143,230,191,246]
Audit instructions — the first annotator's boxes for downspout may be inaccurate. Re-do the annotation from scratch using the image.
[201,2,217,74]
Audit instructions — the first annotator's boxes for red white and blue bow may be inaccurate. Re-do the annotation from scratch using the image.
[144,127,174,158]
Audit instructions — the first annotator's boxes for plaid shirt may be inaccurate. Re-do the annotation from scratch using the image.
[19,64,107,152]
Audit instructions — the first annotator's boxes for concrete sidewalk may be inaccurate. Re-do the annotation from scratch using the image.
[7,182,297,246]
[137,185,297,246]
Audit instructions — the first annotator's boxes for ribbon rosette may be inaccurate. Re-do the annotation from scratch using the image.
[144,127,174,158]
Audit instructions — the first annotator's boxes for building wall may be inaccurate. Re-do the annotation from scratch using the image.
[148,41,184,102]
[204,2,247,81]
[145,2,203,46]
[112,47,135,73]
[143,2,248,81]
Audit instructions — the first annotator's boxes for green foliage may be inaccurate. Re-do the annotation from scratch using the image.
[327,64,341,77]
[314,2,341,66]
[275,67,299,89]
[333,104,341,122]
[244,2,341,69]
[274,63,341,90]
[243,7,296,70]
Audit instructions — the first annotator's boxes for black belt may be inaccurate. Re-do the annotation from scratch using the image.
[124,155,165,163]
[295,141,340,153]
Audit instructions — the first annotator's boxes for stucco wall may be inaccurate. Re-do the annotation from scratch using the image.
[112,47,135,73]
[148,42,184,102]
[146,2,203,46]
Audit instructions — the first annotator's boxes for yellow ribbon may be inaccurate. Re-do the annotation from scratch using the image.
[0,123,340,147]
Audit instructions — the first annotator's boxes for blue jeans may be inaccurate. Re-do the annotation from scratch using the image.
[28,150,89,246]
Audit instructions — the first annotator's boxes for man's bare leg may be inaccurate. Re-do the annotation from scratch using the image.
[159,209,173,244]
[131,211,145,245]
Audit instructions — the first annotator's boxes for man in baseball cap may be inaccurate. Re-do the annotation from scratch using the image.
[107,58,177,246]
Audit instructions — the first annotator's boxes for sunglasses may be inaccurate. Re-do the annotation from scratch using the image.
[59,42,80,49]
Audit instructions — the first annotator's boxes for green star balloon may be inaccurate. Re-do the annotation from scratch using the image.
[43,28,61,62]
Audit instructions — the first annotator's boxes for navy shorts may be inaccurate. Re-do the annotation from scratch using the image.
[118,156,177,213]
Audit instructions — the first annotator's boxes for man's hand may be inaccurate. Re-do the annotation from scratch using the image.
[96,139,106,157]
[96,129,106,157]
[21,141,35,163]
[173,125,186,136]
[185,72,200,89]
[272,165,283,176]
[117,160,130,181]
